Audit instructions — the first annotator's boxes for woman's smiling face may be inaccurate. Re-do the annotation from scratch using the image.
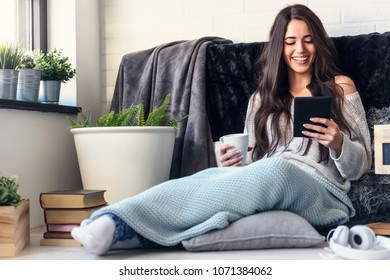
[283,19,316,76]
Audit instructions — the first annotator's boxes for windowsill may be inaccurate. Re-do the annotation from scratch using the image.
[0,99,81,115]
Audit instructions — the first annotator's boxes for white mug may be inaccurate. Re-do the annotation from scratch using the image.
[219,133,249,166]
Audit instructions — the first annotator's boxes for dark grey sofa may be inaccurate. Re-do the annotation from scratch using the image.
[111,32,390,230]
[205,32,390,227]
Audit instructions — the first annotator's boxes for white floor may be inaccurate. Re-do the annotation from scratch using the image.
[6,227,390,280]
[2,226,333,260]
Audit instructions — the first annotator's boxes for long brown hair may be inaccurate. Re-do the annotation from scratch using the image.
[252,4,352,162]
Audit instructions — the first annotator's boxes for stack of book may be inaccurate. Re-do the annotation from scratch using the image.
[39,189,107,246]
[366,222,390,236]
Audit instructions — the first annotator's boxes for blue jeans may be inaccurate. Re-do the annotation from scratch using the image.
[108,214,161,249]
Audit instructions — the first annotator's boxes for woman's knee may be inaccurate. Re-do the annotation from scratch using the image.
[261,158,295,178]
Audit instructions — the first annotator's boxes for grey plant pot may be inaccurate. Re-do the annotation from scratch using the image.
[0,69,19,100]
[16,69,42,102]
[39,80,61,104]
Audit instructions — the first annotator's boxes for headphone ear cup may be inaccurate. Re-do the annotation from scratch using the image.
[330,225,350,246]
[349,225,376,250]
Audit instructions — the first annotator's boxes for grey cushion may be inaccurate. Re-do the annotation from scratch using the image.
[182,211,325,251]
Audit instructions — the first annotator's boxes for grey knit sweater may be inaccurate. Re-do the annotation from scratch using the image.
[244,92,372,193]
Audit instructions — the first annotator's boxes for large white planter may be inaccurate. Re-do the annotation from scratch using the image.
[70,127,175,204]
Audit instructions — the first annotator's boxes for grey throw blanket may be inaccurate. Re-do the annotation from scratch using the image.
[110,37,232,179]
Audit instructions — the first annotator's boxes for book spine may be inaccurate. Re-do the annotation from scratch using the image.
[46,224,79,233]
[43,232,73,239]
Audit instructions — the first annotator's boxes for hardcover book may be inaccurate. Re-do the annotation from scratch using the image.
[43,231,73,239]
[40,189,107,209]
[366,222,390,236]
[46,223,79,233]
[44,205,105,224]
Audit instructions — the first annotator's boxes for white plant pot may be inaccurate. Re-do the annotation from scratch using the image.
[70,126,176,204]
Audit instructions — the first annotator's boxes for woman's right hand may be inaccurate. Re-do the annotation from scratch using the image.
[219,144,243,167]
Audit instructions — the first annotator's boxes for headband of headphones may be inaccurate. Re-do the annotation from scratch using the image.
[327,225,390,260]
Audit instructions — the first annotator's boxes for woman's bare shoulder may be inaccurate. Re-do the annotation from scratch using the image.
[335,75,357,95]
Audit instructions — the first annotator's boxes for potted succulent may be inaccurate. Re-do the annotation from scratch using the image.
[67,94,188,204]
[0,175,30,257]
[34,48,76,104]
[0,42,24,100]
[16,52,42,102]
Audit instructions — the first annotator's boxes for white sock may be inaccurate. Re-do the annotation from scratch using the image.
[80,218,93,227]
[71,215,115,256]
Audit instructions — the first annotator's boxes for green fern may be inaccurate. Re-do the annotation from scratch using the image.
[66,112,91,129]
[66,93,188,130]
[97,111,115,127]
[114,105,136,126]
[145,94,171,126]
[168,115,189,133]
[135,103,145,126]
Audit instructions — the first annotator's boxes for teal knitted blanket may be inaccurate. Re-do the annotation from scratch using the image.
[92,158,355,246]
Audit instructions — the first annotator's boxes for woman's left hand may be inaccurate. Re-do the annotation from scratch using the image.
[302,118,343,156]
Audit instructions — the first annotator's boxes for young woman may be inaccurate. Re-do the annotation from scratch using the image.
[71,4,371,255]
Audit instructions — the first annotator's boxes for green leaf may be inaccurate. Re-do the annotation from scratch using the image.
[0,42,24,69]
[66,112,91,129]
[0,175,22,206]
[135,104,145,126]
[34,48,76,82]
[145,94,171,126]
[97,111,115,127]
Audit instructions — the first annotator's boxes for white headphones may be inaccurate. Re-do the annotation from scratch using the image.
[327,225,390,260]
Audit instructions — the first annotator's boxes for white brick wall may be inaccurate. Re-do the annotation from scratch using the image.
[100,0,390,111]
[0,0,17,42]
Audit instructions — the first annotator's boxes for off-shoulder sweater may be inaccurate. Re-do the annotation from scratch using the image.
[244,92,372,193]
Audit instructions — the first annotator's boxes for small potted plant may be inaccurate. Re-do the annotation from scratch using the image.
[34,48,76,103]
[0,175,30,257]
[0,42,24,100]
[16,52,42,102]
[67,94,188,204]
